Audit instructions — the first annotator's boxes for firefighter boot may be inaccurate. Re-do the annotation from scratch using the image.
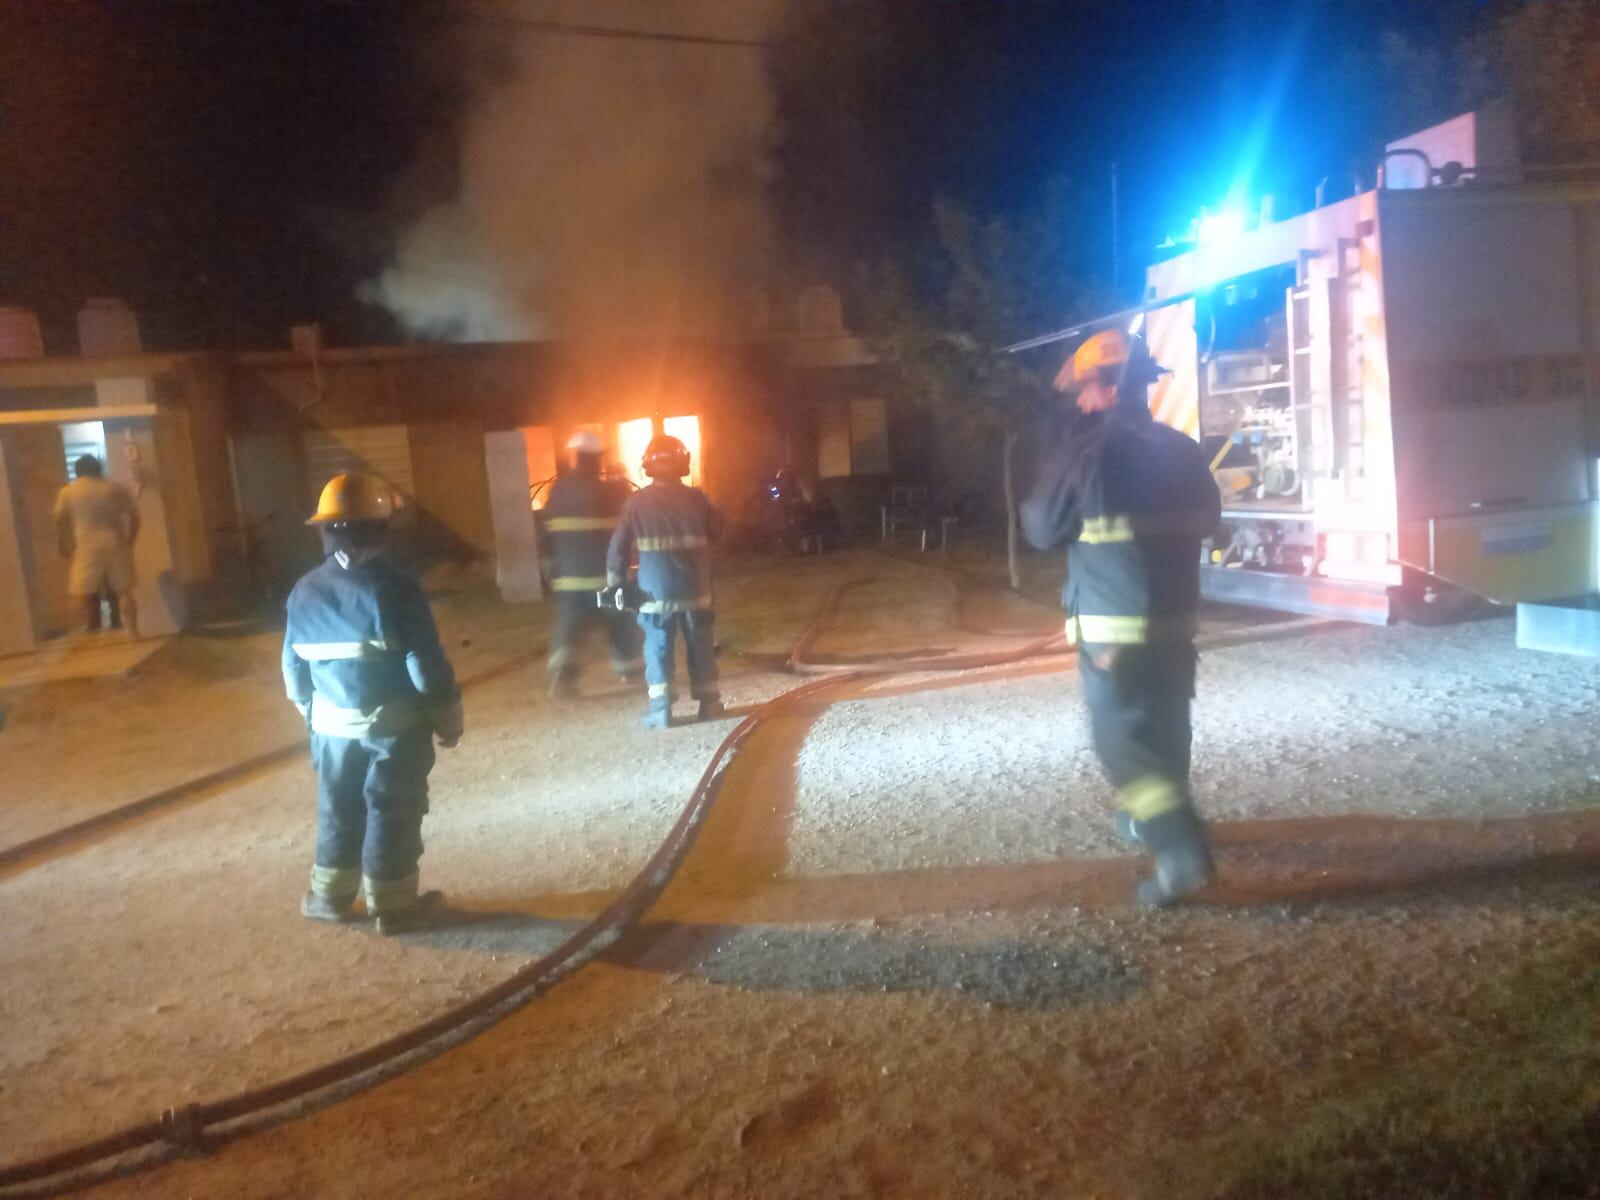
[696,698,726,722]
[375,890,445,937]
[1133,806,1214,909]
[301,891,357,922]
[366,869,442,936]
[301,865,361,922]
[640,697,672,730]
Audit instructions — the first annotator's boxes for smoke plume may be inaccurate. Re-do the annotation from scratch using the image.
[367,0,782,341]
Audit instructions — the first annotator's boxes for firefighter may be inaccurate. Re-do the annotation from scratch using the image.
[1020,329,1222,907]
[606,434,725,729]
[282,472,463,935]
[543,430,644,698]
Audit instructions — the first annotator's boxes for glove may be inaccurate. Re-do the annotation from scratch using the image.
[430,696,464,749]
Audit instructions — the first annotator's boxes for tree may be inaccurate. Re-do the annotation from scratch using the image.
[866,188,1106,587]
[1460,0,1600,166]
[1315,0,1600,177]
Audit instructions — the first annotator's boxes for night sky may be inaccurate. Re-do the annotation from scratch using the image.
[0,0,1527,351]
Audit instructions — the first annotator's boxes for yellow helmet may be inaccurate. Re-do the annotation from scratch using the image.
[1054,328,1164,393]
[306,471,397,526]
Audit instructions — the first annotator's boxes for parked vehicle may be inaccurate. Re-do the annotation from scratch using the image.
[1017,109,1600,623]
[731,469,843,555]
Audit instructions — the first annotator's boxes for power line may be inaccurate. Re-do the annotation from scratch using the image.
[326,0,773,48]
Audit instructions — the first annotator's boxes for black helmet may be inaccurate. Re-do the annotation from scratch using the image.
[643,434,691,480]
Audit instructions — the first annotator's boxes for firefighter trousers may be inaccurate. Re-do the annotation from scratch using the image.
[312,726,435,890]
[548,592,644,683]
[1077,640,1198,821]
[638,608,719,704]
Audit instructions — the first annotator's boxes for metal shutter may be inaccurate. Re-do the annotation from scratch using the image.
[303,425,414,505]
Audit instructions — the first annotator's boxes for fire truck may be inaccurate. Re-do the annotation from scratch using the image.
[1025,109,1600,626]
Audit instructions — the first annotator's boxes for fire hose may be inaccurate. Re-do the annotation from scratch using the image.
[786,575,1067,675]
[0,576,1320,1195]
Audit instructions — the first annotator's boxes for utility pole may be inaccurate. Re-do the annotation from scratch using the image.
[1110,161,1121,296]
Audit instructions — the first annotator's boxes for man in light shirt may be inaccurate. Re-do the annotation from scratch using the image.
[52,454,140,639]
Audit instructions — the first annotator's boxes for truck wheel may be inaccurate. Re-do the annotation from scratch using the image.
[1391,578,1483,626]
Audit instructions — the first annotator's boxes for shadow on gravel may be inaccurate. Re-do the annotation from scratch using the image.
[603,921,1139,1010]
[385,903,1139,1010]
[1207,809,1600,909]
[374,907,584,955]
[351,899,1139,1011]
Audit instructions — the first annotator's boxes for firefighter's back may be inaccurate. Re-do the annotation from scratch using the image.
[545,472,628,591]
[1068,417,1220,636]
[622,479,720,611]
[286,556,424,723]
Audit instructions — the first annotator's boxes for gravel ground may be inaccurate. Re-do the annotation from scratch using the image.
[0,552,934,1161]
[59,883,1600,1200]
[2,550,1599,1196]
[790,609,1600,878]
[0,565,549,851]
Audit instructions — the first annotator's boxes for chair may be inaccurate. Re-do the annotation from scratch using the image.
[880,485,960,554]
[880,485,928,543]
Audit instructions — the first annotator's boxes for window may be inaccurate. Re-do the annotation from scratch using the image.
[848,397,889,475]
[616,418,655,489]
[522,426,556,509]
[817,397,889,478]
[662,415,704,488]
[58,421,108,479]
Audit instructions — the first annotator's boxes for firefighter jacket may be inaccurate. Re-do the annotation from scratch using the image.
[282,552,462,738]
[606,479,724,613]
[543,470,630,593]
[1020,403,1221,646]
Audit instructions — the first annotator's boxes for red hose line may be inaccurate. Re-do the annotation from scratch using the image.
[786,577,1069,676]
[0,672,860,1192]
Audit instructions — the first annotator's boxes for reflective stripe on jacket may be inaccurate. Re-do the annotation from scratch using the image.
[1020,403,1220,646]
[606,479,723,612]
[543,471,630,592]
[282,553,460,737]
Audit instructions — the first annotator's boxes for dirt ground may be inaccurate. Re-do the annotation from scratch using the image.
[2,549,1599,1198]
